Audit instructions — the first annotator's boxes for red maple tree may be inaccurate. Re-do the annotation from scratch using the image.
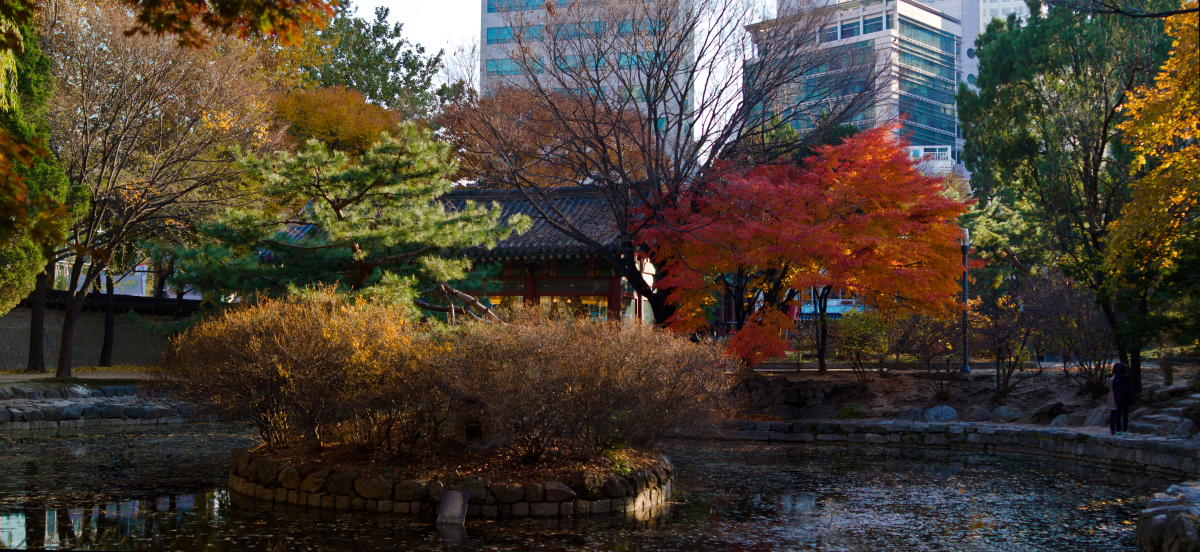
[644,124,971,368]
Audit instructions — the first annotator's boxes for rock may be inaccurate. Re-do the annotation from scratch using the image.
[11,387,42,399]
[543,481,577,502]
[298,469,330,493]
[764,404,802,419]
[567,470,606,499]
[42,406,63,421]
[278,467,301,489]
[801,404,838,419]
[60,406,83,420]
[354,477,392,500]
[81,406,101,419]
[0,408,10,422]
[177,404,198,418]
[326,470,358,495]
[1084,406,1109,427]
[924,405,958,422]
[100,404,125,418]
[66,385,91,398]
[602,476,630,498]
[393,479,428,501]
[0,387,12,400]
[489,483,524,503]
[962,406,991,422]
[251,457,281,486]
[125,406,146,419]
[1049,414,1072,427]
[522,482,543,502]
[990,405,1022,423]
[428,480,445,502]
[1026,402,1067,425]
[21,408,45,421]
[898,407,925,421]
[456,479,488,504]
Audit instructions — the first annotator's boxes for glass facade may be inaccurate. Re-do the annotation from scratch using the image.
[897,16,958,147]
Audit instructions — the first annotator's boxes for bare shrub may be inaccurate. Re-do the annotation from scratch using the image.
[435,310,735,463]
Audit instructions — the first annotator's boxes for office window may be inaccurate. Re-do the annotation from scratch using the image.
[841,20,861,39]
[485,58,523,75]
[886,13,894,29]
[486,27,515,44]
[863,16,883,33]
[488,0,567,12]
[820,24,838,42]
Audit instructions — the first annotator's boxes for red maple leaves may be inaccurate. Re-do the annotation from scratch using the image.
[643,124,971,365]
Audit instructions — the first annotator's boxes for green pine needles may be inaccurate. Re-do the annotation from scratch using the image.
[172,122,529,307]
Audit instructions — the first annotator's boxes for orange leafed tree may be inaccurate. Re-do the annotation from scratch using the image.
[644,125,971,367]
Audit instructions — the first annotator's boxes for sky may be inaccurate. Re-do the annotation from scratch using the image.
[354,0,480,56]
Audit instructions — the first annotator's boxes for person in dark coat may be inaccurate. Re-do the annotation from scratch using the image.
[1108,363,1134,435]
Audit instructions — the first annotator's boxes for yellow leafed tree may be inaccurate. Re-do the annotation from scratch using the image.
[1107,2,1200,280]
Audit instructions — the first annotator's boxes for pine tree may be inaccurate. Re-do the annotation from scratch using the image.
[173,123,528,305]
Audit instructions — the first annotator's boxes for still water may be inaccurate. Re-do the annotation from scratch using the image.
[0,423,1150,551]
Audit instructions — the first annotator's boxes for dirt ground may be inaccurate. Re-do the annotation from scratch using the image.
[753,363,1197,417]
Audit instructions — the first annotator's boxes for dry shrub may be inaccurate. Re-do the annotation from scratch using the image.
[435,310,734,463]
[160,287,434,448]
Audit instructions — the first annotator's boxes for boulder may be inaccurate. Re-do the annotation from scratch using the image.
[100,404,126,418]
[1027,402,1066,425]
[962,406,991,422]
[543,481,577,502]
[567,470,606,499]
[0,408,11,423]
[489,483,524,503]
[299,469,331,493]
[251,457,281,486]
[60,406,83,420]
[1084,406,1109,427]
[326,470,358,495]
[11,387,42,399]
[990,405,1022,423]
[0,387,12,400]
[602,476,631,498]
[66,385,91,398]
[801,404,838,419]
[924,405,958,422]
[898,407,925,421]
[393,479,428,501]
[764,404,803,419]
[1049,414,1073,427]
[354,477,393,500]
[277,467,301,489]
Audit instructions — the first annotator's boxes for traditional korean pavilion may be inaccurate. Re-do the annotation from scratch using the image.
[444,187,653,322]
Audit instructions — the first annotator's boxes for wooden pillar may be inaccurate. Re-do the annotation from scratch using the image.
[523,264,537,307]
[607,276,622,321]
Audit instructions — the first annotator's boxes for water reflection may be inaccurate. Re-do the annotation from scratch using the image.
[0,425,1156,551]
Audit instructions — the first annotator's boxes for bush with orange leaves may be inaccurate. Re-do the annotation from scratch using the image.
[160,287,442,451]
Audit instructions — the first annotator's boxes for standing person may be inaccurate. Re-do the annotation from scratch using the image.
[1108,363,1133,435]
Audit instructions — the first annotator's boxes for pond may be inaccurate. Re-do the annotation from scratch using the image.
[0,423,1152,551]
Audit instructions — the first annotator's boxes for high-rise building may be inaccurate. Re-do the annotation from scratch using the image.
[758,0,979,173]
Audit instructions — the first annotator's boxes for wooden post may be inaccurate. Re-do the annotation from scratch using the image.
[607,276,622,321]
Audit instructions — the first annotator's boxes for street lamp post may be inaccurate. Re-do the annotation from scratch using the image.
[960,228,971,374]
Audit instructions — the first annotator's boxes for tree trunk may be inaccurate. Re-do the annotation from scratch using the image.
[56,258,100,379]
[815,287,831,372]
[25,260,53,373]
[98,273,116,367]
[153,256,174,298]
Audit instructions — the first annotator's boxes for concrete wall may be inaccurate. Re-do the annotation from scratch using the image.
[0,306,172,369]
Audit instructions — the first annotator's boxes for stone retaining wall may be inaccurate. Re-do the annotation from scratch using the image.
[227,449,674,520]
[681,419,1200,552]
[0,387,200,432]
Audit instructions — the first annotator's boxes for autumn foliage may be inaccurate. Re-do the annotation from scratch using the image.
[645,125,970,366]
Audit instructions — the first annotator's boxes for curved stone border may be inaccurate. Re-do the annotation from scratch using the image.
[227,449,674,519]
[0,398,201,432]
[678,419,1200,552]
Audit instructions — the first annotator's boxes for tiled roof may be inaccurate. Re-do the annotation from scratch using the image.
[443,187,621,259]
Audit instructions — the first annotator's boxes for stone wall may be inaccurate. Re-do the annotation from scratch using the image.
[227,450,674,520]
[0,384,200,431]
[0,306,173,369]
[680,419,1200,552]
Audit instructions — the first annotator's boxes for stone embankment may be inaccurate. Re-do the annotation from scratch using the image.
[228,449,673,520]
[0,383,199,431]
[680,419,1200,552]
